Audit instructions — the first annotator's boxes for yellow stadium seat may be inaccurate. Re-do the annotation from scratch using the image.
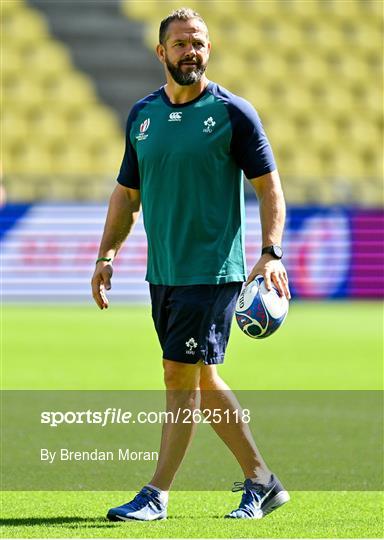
[243,50,290,82]
[302,20,345,53]
[211,19,265,54]
[283,51,329,84]
[266,80,313,114]
[334,111,383,160]
[43,72,96,106]
[242,86,274,116]
[241,0,280,18]
[348,79,381,112]
[3,73,44,108]
[6,141,53,175]
[260,16,304,51]
[302,116,339,148]
[352,24,382,55]
[122,0,155,21]
[319,0,368,22]
[66,105,121,142]
[331,53,372,84]
[280,0,322,18]
[323,149,367,179]
[26,109,69,144]
[211,0,241,21]
[50,143,96,175]
[264,117,297,149]
[2,6,48,47]
[87,138,124,174]
[363,84,382,116]
[290,150,325,178]
[346,118,381,149]
[2,110,26,146]
[207,50,248,86]
[1,0,24,16]
[22,39,72,79]
[1,45,23,79]
[306,80,355,115]
[359,149,383,178]
[361,49,382,83]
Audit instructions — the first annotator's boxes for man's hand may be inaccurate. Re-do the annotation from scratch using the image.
[91,261,113,309]
[246,254,290,299]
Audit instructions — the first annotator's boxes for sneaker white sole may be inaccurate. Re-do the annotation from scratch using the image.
[113,514,167,522]
[261,490,290,517]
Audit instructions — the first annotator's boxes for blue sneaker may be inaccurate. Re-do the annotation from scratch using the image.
[225,474,290,519]
[107,486,167,521]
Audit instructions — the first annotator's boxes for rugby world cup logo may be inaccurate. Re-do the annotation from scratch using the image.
[136,118,150,140]
[140,118,150,132]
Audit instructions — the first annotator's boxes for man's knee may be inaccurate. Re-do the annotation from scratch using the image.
[163,359,200,390]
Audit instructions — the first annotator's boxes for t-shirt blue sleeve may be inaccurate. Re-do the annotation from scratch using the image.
[116,108,140,189]
[228,97,276,179]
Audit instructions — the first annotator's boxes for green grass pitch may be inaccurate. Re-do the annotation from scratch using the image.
[1,301,383,538]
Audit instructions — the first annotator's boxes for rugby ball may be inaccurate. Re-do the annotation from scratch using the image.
[235,275,289,339]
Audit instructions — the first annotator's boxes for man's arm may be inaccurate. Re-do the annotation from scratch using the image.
[91,184,141,309]
[247,169,290,299]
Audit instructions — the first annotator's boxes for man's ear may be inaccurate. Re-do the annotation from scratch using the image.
[156,43,166,64]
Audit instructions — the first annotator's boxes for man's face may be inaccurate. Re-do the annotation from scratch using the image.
[159,19,211,86]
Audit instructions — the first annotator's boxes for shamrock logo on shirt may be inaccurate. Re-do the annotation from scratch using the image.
[203,117,216,133]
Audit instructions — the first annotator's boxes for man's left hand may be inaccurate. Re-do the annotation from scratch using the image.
[246,255,291,299]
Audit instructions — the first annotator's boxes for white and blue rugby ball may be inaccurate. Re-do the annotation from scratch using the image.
[235,275,289,339]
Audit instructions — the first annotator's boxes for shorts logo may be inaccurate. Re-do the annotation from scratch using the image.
[185,337,198,355]
[136,118,150,141]
[203,116,216,133]
[168,112,182,122]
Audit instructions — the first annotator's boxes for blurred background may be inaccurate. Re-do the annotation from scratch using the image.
[1,0,383,301]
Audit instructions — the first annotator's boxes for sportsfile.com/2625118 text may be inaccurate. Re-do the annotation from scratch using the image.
[40,407,251,427]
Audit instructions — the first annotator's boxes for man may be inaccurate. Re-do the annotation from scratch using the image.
[91,8,290,521]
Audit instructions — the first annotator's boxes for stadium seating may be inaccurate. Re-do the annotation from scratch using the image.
[122,0,383,205]
[2,0,382,205]
[2,0,124,200]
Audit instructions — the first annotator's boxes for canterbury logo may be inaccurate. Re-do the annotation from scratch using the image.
[168,112,182,122]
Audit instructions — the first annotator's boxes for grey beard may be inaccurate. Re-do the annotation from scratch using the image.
[165,59,206,86]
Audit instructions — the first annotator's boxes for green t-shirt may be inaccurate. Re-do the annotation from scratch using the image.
[117,81,276,285]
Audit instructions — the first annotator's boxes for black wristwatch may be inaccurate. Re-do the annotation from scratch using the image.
[261,245,283,259]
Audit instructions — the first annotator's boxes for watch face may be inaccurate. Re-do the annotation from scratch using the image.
[273,246,283,258]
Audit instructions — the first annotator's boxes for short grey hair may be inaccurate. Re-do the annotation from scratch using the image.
[159,7,208,45]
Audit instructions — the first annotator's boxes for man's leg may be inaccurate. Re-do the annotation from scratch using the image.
[199,364,270,481]
[107,359,201,521]
[149,359,201,490]
[199,365,289,519]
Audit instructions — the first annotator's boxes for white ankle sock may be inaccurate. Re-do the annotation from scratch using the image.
[146,483,169,504]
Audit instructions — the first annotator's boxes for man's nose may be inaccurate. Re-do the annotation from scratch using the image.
[184,42,196,55]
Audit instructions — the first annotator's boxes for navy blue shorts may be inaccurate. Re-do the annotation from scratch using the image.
[149,283,242,365]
